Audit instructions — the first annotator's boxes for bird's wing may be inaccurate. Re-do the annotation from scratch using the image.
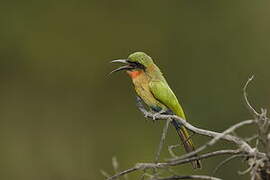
[149,81,186,119]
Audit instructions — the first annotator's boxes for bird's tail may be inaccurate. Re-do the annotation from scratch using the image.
[171,119,202,169]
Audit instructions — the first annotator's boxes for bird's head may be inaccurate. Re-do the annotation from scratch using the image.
[128,52,154,67]
[110,52,154,77]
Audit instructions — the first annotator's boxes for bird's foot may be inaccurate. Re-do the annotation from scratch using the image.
[144,111,152,118]
[152,112,160,120]
[152,109,167,120]
[144,111,158,123]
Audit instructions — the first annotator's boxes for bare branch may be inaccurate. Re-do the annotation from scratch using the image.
[137,95,255,147]
[212,154,245,176]
[245,135,259,142]
[168,144,181,158]
[168,149,243,167]
[137,96,259,160]
[106,150,243,180]
[169,119,257,162]
[151,175,222,180]
[155,119,171,163]
[243,75,259,118]
[107,167,138,180]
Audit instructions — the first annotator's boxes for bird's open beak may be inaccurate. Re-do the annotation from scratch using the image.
[109,59,133,74]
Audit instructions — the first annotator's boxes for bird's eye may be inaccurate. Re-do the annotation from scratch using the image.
[128,61,145,70]
[136,63,145,70]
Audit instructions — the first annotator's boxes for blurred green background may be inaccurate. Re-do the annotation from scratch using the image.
[0,0,270,179]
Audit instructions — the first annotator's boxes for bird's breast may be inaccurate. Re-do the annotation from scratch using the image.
[131,74,168,111]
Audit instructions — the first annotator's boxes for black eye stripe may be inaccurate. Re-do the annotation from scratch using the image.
[135,62,145,70]
[127,61,145,70]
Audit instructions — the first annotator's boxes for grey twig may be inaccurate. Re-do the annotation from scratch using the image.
[151,175,222,180]
[168,144,181,158]
[155,119,171,163]
[168,119,258,162]
[243,75,259,118]
[245,135,259,142]
[106,150,243,180]
[212,154,245,176]
[168,149,243,167]
[107,167,138,180]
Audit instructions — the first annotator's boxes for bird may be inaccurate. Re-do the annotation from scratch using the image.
[110,52,201,169]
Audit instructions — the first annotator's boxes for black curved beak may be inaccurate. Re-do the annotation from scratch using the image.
[109,59,133,74]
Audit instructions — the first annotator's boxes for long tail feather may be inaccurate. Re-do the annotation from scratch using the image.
[171,120,202,169]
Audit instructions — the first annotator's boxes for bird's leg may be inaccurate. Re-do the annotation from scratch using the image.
[155,119,171,163]
[135,96,165,122]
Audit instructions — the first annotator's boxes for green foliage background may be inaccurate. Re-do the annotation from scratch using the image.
[0,1,270,179]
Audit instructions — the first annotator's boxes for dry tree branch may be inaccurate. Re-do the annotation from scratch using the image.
[106,146,241,179]
[151,175,222,180]
[167,149,243,167]
[155,119,171,163]
[242,76,270,179]
[136,96,256,154]
[212,154,245,175]
[243,75,260,118]
[105,77,270,180]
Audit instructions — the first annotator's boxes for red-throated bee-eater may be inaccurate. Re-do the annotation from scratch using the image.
[110,52,201,169]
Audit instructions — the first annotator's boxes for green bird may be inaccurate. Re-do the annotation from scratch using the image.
[110,52,201,169]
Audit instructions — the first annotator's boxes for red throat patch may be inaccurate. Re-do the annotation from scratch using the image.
[127,70,142,79]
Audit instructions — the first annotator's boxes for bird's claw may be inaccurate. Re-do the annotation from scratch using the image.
[152,109,167,121]
[144,112,152,118]
[144,112,157,123]
[152,112,161,121]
